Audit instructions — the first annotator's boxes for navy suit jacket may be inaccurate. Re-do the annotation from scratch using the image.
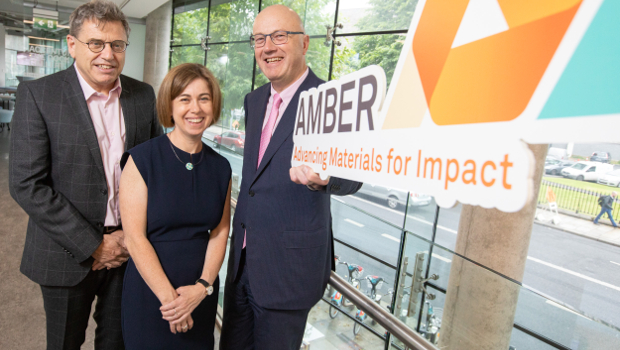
[227,69,362,310]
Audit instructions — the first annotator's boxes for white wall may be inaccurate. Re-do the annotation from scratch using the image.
[123,22,146,81]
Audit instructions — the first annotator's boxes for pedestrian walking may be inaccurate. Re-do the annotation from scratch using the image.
[594,191,618,228]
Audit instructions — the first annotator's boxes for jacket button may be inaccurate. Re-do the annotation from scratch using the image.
[241,223,246,229]
[100,189,108,196]
[97,222,104,228]
[249,190,255,197]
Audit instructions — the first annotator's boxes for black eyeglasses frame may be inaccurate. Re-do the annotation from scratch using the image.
[72,36,130,53]
[250,31,305,48]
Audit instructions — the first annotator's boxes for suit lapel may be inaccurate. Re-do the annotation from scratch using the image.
[252,70,319,185]
[246,86,271,179]
[119,76,136,150]
[64,67,105,177]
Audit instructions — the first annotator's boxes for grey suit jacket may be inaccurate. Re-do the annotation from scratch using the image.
[9,66,162,287]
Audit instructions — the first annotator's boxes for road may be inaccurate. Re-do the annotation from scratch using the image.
[210,141,620,348]
[329,192,620,349]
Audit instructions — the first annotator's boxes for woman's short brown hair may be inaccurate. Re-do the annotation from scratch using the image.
[157,63,222,128]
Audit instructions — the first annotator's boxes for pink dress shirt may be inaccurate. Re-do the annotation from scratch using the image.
[75,65,126,227]
[262,68,309,134]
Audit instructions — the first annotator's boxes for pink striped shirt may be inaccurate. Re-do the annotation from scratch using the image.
[75,65,126,227]
[262,68,309,134]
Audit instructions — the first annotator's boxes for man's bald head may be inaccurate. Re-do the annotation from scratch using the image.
[253,5,305,33]
[252,5,309,92]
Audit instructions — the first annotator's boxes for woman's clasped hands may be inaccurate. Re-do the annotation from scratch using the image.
[160,284,207,334]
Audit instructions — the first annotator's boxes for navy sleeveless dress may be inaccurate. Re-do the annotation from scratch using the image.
[121,134,231,350]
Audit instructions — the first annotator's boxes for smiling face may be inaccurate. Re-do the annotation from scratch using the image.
[253,5,309,92]
[171,78,213,139]
[67,19,126,94]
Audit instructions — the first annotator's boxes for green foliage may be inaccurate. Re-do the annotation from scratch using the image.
[170,0,418,130]
[172,8,209,46]
[348,0,418,86]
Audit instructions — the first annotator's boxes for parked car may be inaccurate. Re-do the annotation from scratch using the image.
[356,184,432,209]
[590,151,611,163]
[561,161,614,182]
[545,160,575,176]
[597,169,620,187]
[214,131,245,154]
[545,156,559,165]
[547,147,568,160]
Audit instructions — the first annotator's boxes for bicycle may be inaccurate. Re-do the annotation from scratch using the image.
[329,255,364,319]
[354,275,387,335]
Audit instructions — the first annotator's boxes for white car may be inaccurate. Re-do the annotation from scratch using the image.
[597,169,620,187]
[561,161,614,182]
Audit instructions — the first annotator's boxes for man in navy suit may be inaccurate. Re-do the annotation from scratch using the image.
[220,4,362,349]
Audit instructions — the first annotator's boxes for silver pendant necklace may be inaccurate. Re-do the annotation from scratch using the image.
[168,137,204,170]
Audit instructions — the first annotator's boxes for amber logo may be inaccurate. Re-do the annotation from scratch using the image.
[385,0,583,127]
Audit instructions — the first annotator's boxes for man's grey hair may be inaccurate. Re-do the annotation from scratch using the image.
[69,0,130,39]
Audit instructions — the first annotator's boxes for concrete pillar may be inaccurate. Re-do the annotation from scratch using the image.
[143,1,172,94]
[0,24,6,87]
[438,144,548,350]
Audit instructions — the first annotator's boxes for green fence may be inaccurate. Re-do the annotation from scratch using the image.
[538,180,620,221]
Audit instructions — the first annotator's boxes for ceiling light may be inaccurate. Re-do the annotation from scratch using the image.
[28,36,60,42]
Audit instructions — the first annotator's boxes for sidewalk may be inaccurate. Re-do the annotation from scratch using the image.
[535,208,620,248]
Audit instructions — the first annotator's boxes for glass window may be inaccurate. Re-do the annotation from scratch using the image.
[170,46,205,67]
[261,0,336,36]
[337,0,418,34]
[229,0,260,41]
[332,33,407,87]
[208,0,231,43]
[173,7,209,45]
[221,42,254,132]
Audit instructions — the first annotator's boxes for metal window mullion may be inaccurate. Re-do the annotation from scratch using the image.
[251,0,264,91]
[327,0,341,82]
[204,0,212,67]
[416,206,441,333]
[332,29,408,38]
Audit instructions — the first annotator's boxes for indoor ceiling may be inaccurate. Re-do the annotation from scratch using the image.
[27,0,170,19]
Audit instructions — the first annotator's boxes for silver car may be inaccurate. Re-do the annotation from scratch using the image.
[597,169,620,187]
[356,184,432,209]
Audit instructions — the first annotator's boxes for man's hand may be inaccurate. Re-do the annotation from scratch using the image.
[91,230,129,269]
[92,259,106,271]
[110,229,129,253]
[290,165,329,191]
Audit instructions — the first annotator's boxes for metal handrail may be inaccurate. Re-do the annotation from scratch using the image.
[329,272,437,350]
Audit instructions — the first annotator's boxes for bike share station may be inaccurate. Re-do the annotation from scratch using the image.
[293,0,620,348]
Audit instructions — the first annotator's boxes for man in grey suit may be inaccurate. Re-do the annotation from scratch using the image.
[9,1,161,349]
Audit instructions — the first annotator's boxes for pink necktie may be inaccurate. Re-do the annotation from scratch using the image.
[257,93,283,169]
[244,93,283,249]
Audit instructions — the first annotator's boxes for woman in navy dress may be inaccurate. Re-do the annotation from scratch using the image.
[119,63,231,349]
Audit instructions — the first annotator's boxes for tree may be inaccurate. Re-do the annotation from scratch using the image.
[342,0,418,86]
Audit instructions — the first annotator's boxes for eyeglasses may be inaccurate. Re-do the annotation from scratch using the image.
[73,37,129,53]
[250,31,305,48]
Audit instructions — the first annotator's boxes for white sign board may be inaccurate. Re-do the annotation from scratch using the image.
[292,0,620,212]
